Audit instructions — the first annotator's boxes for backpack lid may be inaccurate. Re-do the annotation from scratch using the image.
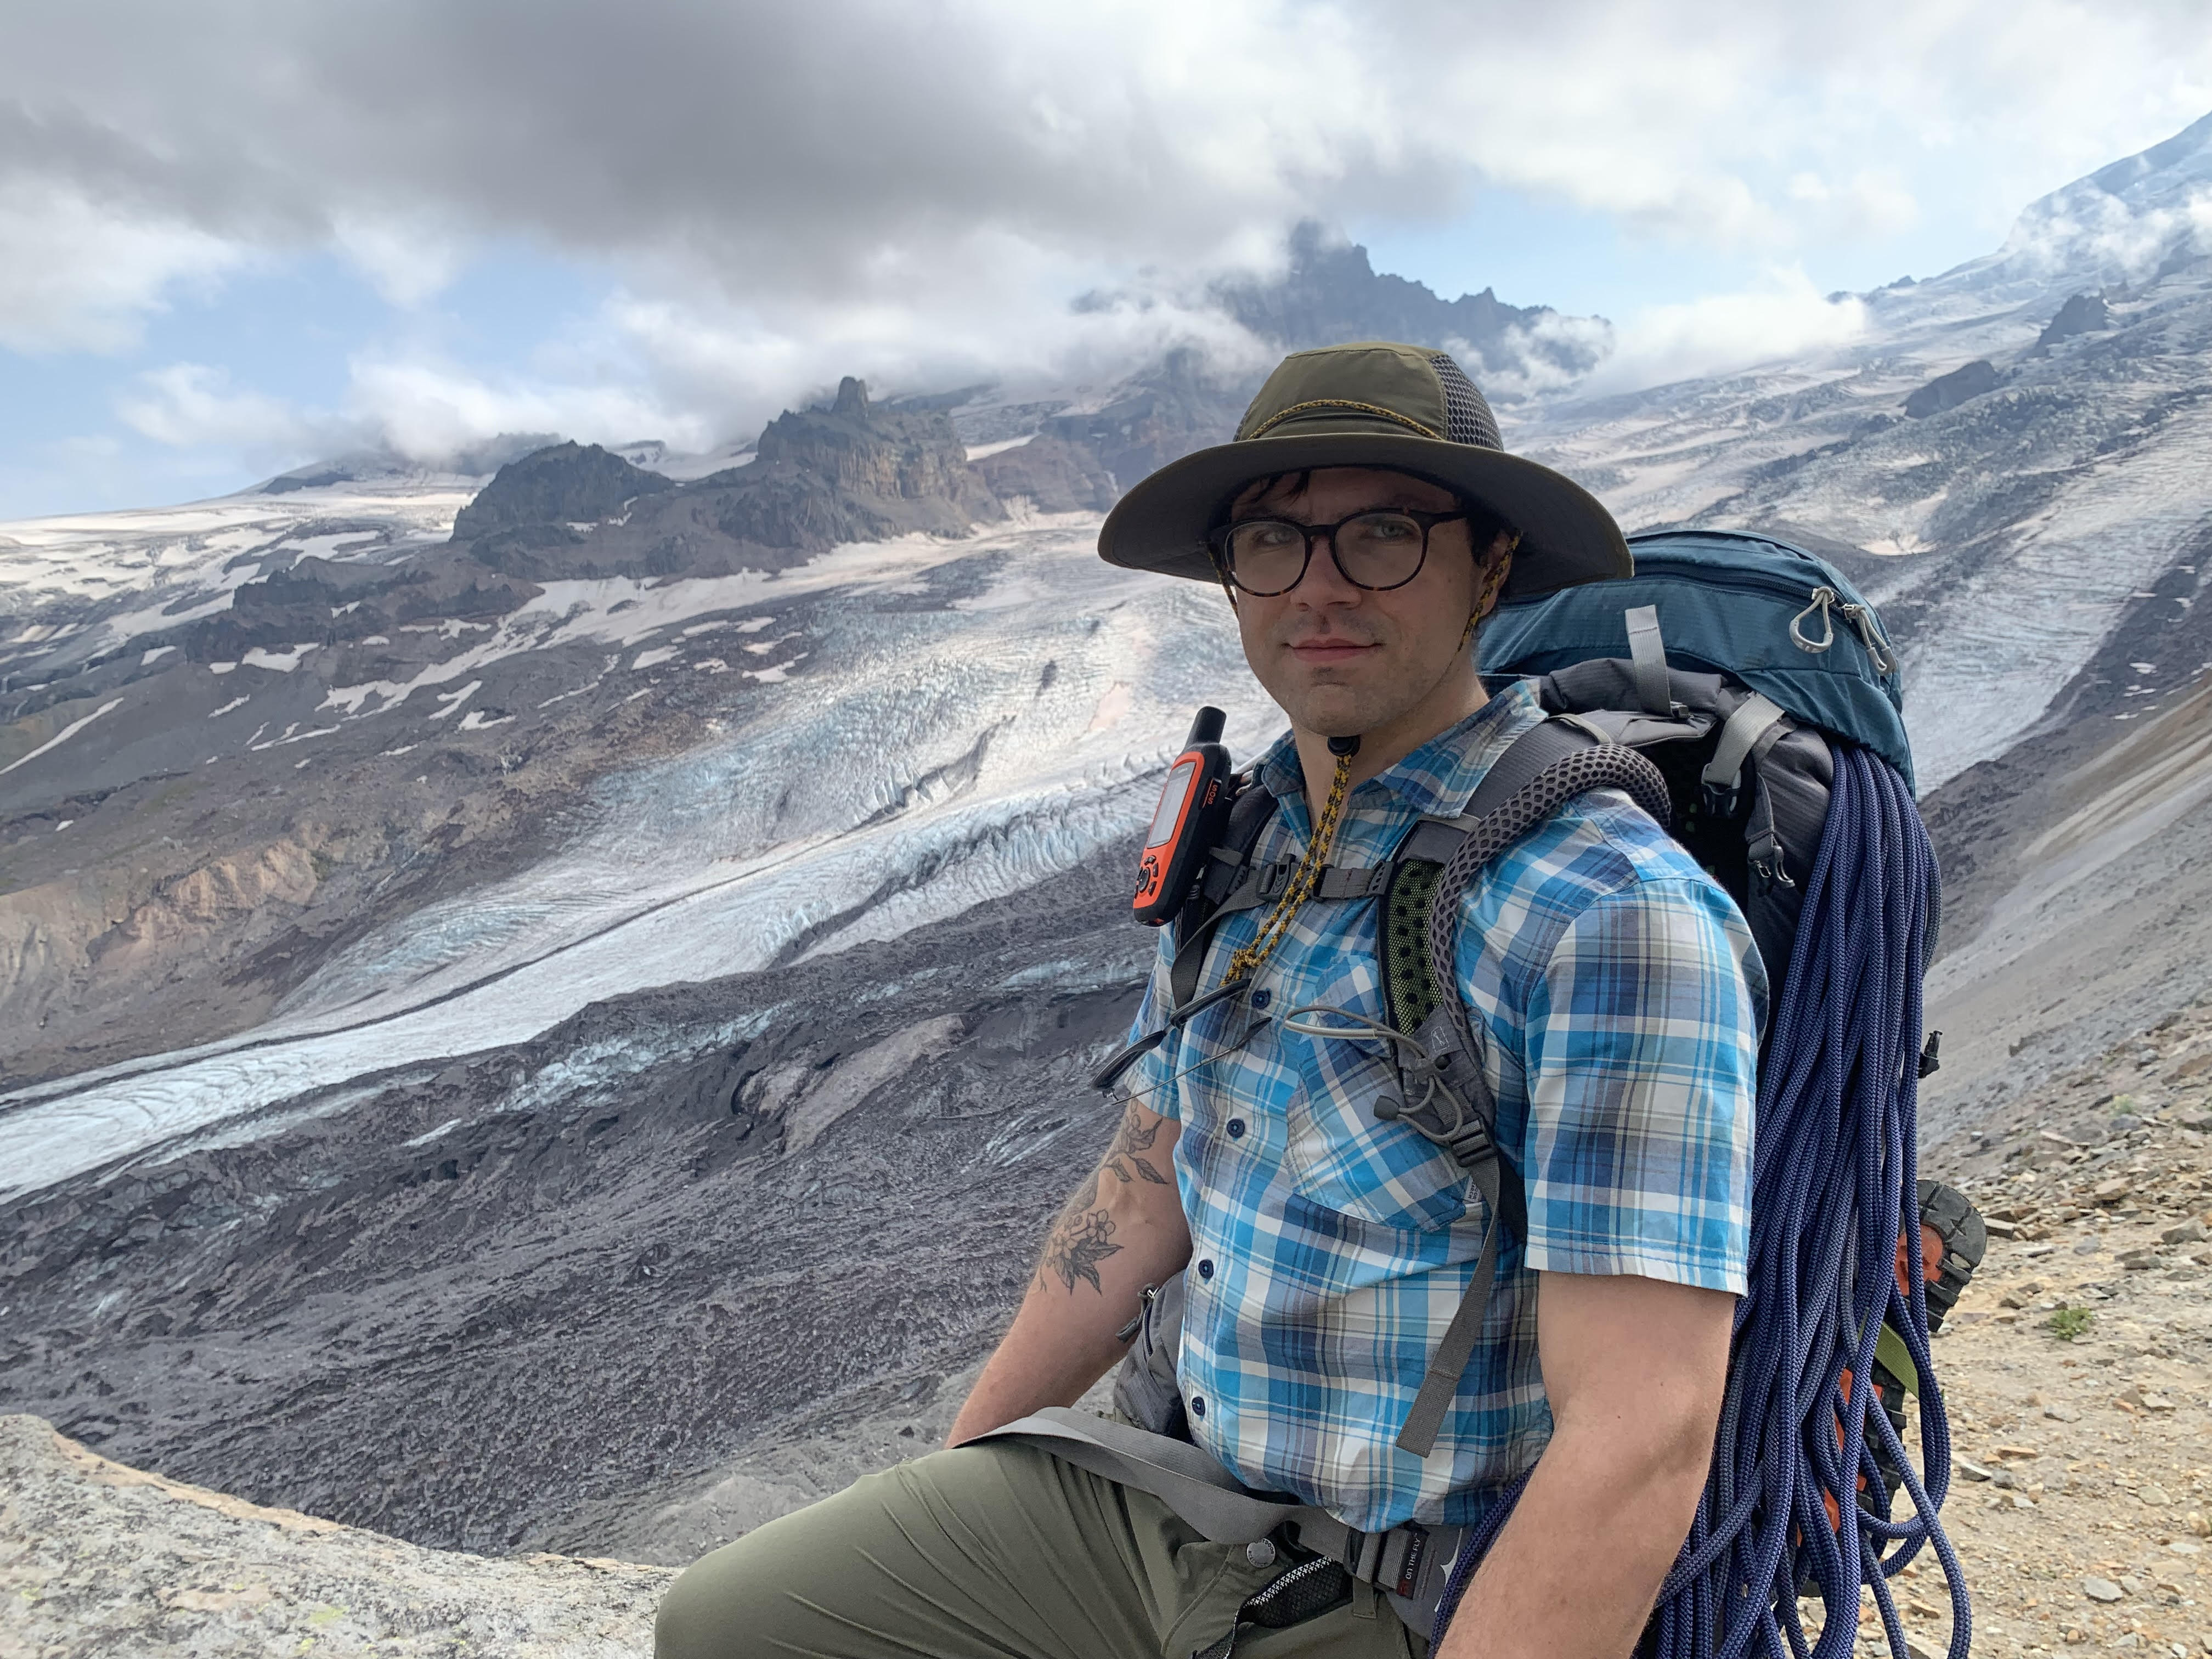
[1479,529,1915,790]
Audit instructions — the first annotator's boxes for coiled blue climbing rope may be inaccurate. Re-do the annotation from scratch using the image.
[1437,743,1967,1659]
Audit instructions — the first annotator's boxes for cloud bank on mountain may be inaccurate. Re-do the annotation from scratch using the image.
[4,0,2212,477]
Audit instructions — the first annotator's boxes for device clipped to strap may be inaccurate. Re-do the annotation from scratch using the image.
[1132,707,1236,925]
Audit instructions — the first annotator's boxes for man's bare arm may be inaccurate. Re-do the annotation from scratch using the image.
[945,1101,1192,1446]
[1436,1271,1734,1659]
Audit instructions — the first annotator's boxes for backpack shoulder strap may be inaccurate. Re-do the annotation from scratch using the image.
[1384,723,1673,1457]
[1091,776,1278,1095]
[1167,776,1278,1009]
[1381,716,1602,1037]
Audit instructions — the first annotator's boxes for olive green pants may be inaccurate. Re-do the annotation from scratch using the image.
[654,1439,1426,1659]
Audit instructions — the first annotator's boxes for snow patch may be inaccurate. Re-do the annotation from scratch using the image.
[428,681,481,720]
[2,697,123,776]
[249,723,337,751]
[240,644,318,672]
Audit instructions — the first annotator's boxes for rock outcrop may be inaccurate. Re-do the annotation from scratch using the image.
[2036,291,2115,349]
[1212,221,1580,376]
[0,1413,674,1657]
[1903,359,2001,419]
[451,441,674,543]
[459,380,1006,584]
[972,434,1121,512]
[707,375,1002,545]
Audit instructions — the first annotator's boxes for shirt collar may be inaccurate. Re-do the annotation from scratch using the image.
[1252,678,1546,819]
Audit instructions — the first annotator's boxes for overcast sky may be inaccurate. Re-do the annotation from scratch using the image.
[3,0,2210,520]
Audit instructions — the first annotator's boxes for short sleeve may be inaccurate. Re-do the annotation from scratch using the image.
[1115,929,1183,1121]
[1515,877,1762,1293]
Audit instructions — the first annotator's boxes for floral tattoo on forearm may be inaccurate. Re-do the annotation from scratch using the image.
[1039,1171,1122,1293]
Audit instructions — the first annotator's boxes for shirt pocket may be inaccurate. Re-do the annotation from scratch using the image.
[1281,1007,1471,1235]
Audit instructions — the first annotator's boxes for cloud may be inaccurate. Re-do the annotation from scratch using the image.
[1585,269,1869,393]
[0,181,246,353]
[330,213,466,308]
[4,0,2212,481]
[7,2,2211,317]
[117,363,325,453]
[347,354,704,461]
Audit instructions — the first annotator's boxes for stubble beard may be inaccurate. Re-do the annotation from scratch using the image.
[1264,626,1457,742]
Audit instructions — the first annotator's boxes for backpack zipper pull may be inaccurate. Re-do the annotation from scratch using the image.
[1839,601,1897,675]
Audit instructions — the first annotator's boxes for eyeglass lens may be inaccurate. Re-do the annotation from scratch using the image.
[1225,512,1430,595]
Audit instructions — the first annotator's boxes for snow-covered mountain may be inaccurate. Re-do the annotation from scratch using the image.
[4,111,2212,1560]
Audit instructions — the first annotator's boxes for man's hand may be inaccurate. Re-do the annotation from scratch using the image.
[1437,1271,1734,1659]
[944,1101,1192,1447]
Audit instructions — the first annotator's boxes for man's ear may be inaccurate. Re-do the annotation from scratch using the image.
[1474,534,1517,620]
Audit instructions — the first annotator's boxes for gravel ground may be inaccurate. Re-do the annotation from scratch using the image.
[1883,999,2212,1658]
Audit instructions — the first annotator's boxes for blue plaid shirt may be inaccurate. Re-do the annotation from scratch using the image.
[1120,680,1764,1534]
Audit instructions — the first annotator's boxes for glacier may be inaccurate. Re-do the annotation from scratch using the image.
[0,518,1279,1195]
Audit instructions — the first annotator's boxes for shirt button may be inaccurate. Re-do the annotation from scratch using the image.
[1227,1119,1245,1139]
[1250,988,1272,1009]
[1198,1259,1215,1280]
[1189,1395,1206,1419]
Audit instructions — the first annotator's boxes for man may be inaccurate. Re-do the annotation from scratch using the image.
[657,342,1763,1659]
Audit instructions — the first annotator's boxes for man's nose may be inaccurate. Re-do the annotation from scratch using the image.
[1288,532,1360,603]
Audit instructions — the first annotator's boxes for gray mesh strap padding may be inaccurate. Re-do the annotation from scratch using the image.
[1624,605,1672,715]
[1426,353,1504,450]
[1423,744,1674,1026]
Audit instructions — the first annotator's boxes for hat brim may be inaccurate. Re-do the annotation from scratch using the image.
[1097,432,1630,600]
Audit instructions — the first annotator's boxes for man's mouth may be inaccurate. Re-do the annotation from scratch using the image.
[1287,636,1378,663]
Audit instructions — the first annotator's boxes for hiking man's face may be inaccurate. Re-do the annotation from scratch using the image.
[1226,467,1493,742]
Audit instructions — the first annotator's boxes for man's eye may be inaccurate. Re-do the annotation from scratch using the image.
[1242,523,1300,548]
[1357,515,1419,540]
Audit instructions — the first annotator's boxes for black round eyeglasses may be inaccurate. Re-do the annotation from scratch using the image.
[1205,508,1469,597]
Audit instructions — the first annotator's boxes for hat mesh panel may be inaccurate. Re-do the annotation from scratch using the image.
[1428,353,1503,451]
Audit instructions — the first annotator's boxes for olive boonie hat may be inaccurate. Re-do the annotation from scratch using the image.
[1097,340,1629,600]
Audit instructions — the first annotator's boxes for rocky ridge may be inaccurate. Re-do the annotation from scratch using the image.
[0,1413,673,1658]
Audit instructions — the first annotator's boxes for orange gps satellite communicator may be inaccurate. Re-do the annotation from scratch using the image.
[1132,707,1235,926]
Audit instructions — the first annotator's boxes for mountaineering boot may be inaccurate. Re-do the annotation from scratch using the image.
[1911,1177,1987,1333]
[1868,1180,1987,1500]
